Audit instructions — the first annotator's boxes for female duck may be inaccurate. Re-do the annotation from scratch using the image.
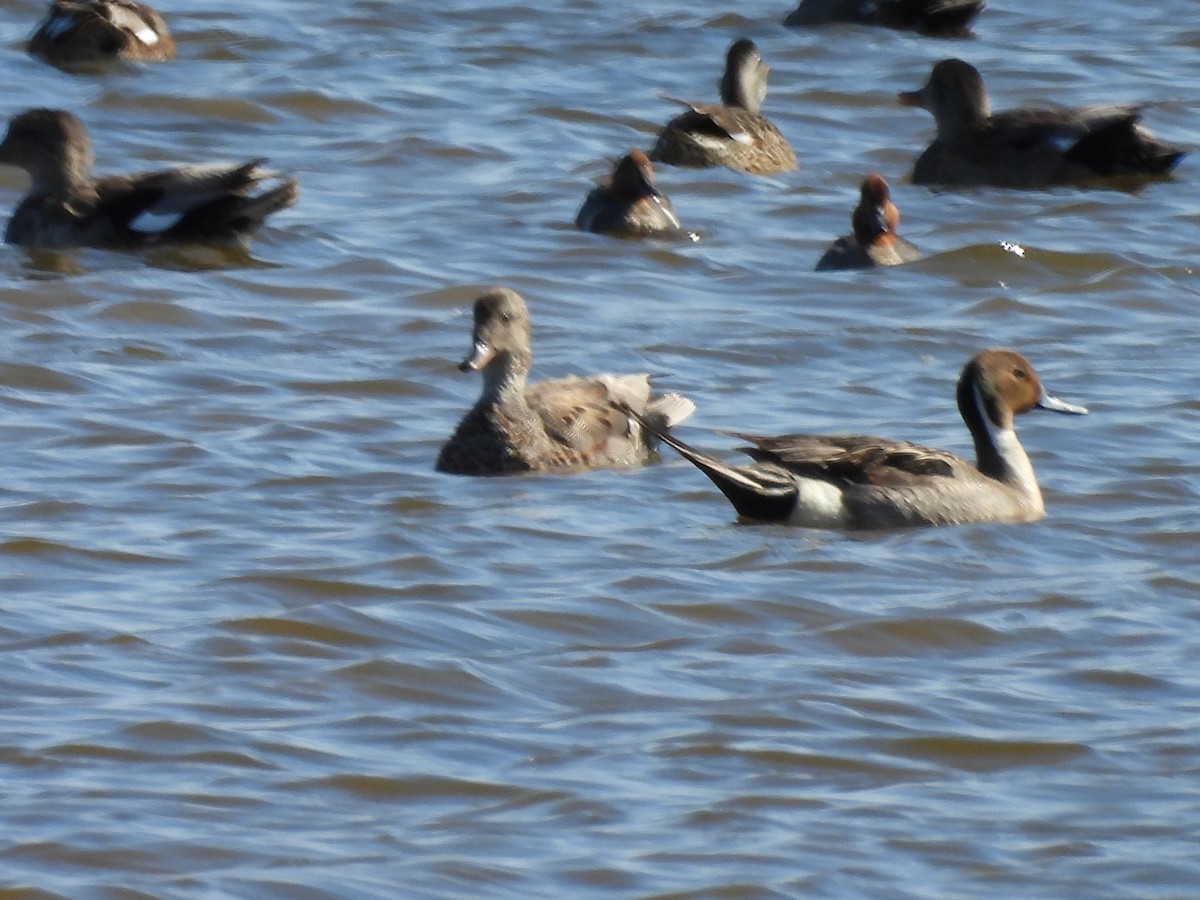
[0,109,298,251]
[650,39,797,176]
[632,349,1086,528]
[29,0,175,69]
[575,150,687,239]
[899,59,1184,188]
[436,288,695,475]
[816,174,921,271]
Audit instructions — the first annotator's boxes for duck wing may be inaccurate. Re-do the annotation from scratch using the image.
[989,104,1135,151]
[877,0,985,33]
[526,375,647,451]
[658,94,753,145]
[728,432,965,487]
[1061,109,1185,175]
[95,160,298,239]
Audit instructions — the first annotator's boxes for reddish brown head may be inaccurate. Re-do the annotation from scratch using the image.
[851,174,899,247]
[610,149,659,202]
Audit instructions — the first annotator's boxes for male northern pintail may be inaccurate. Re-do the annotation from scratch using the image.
[0,109,298,250]
[575,150,687,239]
[436,288,695,475]
[28,0,175,69]
[899,59,1185,188]
[785,0,984,36]
[650,39,798,176]
[631,349,1086,528]
[816,174,921,271]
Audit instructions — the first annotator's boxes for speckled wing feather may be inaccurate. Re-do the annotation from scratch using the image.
[650,102,797,174]
[526,375,646,453]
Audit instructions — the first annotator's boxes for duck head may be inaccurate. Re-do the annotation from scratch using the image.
[0,108,95,189]
[720,38,769,112]
[851,173,900,247]
[458,288,533,383]
[899,59,991,138]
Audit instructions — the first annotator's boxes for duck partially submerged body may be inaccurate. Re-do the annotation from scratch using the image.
[816,174,922,271]
[575,150,687,239]
[633,349,1086,529]
[436,288,695,475]
[0,109,298,251]
[899,59,1185,188]
[650,39,797,176]
[28,0,175,69]
[785,0,984,36]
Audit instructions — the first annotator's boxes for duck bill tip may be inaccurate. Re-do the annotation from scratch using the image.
[459,342,494,372]
[1037,391,1088,415]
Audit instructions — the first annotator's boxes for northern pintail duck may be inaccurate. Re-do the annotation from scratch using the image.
[436,288,696,475]
[649,39,798,176]
[785,0,984,36]
[816,174,921,271]
[0,109,298,251]
[899,59,1185,188]
[631,349,1086,528]
[29,0,175,69]
[575,150,687,239]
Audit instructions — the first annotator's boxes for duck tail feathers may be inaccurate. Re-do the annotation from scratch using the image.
[624,405,797,521]
[644,392,696,431]
[241,175,300,222]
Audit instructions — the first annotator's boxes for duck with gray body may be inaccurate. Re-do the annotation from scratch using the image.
[436,288,695,475]
[899,59,1184,188]
[0,109,298,251]
[650,39,798,176]
[632,349,1086,529]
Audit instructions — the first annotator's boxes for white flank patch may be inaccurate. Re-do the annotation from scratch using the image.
[791,479,848,527]
[135,26,159,46]
[129,208,186,233]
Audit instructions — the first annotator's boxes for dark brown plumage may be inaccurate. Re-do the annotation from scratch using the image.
[0,109,298,251]
[899,59,1185,188]
[28,0,175,69]
[785,0,984,36]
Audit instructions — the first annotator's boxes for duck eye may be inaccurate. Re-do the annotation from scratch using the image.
[1013,369,1028,380]
[500,312,512,323]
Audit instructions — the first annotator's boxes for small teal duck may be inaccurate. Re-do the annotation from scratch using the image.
[437,288,695,476]
[899,59,1185,188]
[631,349,1086,529]
[0,109,298,251]
[816,174,922,271]
[575,150,687,239]
[650,39,798,176]
[785,0,984,36]
[28,0,175,69]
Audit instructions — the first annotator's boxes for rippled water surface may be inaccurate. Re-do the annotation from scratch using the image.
[3,0,1200,896]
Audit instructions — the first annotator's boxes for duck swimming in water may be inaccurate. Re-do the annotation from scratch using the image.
[631,349,1086,528]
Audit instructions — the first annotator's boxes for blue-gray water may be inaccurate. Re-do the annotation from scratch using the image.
[2,0,1199,896]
